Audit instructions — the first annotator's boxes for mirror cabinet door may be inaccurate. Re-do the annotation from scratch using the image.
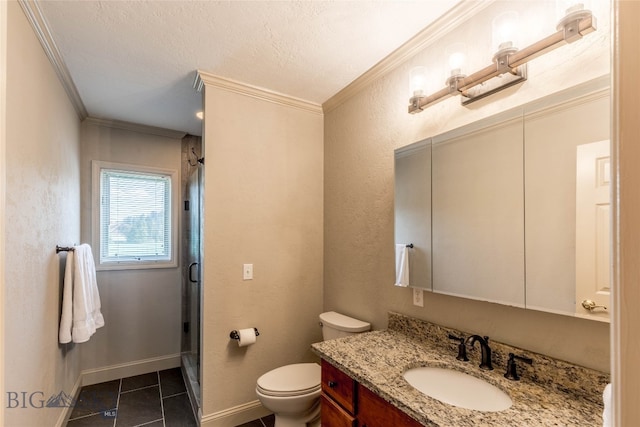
[432,119,525,306]
[394,140,432,290]
[524,92,610,320]
[394,79,610,320]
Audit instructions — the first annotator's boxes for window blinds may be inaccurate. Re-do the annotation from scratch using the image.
[100,168,171,263]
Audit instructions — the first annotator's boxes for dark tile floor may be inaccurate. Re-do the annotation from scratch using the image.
[236,414,275,427]
[66,368,197,427]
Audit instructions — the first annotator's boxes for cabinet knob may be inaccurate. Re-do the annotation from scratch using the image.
[327,380,337,388]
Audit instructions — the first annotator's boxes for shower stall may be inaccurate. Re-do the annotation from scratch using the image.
[181,135,203,417]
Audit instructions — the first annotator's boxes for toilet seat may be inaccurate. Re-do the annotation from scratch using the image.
[256,363,320,397]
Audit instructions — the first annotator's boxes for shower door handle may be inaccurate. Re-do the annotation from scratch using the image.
[188,262,199,283]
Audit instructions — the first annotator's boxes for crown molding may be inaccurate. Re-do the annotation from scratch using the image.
[194,70,323,115]
[322,0,495,114]
[83,117,187,140]
[19,0,88,120]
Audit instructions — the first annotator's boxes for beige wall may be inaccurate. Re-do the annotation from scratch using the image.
[201,84,324,418]
[324,0,611,372]
[78,121,183,372]
[4,2,81,425]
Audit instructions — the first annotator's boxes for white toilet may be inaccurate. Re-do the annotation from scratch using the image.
[255,311,371,427]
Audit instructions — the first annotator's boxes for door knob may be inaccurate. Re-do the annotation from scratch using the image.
[581,299,607,312]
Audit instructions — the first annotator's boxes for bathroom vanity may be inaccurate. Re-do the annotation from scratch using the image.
[312,312,608,426]
[321,359,422,427]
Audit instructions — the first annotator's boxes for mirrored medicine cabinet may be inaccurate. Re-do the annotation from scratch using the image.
[394,77,611,321]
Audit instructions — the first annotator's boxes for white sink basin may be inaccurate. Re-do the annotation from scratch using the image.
[403,367,512,412]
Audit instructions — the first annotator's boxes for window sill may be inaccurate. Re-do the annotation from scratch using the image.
[96,260,178,271]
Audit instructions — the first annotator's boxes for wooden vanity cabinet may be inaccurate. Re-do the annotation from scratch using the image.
[321,359,356,426]
[320,394,356,427]
[320,360,423,427]
[357,383,423,427]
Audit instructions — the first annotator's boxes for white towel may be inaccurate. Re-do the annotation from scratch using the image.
[394,244,410,287]
[59,244,105,343]
[602,383,612,427]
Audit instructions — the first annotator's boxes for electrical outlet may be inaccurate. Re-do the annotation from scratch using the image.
[413,288,424,307]
[243,264,253,280]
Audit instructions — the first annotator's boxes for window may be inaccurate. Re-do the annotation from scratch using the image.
[93,161,177,269]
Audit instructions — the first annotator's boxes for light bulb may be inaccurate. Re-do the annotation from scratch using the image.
[555,0,593,30]
[556,0,591,20]
[446,43,467,76]
[409,66,428,98]
[492,11,519,53]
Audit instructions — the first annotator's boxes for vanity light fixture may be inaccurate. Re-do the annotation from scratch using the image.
[408,2,597,114]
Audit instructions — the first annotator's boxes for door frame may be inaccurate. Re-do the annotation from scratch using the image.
[611,1,640,425]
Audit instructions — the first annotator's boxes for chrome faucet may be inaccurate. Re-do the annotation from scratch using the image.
[466,335,493,370]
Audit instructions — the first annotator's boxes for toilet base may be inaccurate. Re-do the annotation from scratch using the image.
[272,398,320,427]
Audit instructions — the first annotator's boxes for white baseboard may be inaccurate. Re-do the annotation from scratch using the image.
[201,400,271,427]
[81,353,181,386]
[54,374,83,427]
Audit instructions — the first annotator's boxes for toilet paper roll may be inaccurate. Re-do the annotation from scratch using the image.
[237,328,257,347]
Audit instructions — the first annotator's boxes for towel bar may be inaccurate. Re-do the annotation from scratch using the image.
[406,243,414,248]
[56,245,75,253]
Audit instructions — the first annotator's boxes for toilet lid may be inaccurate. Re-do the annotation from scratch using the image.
[257,363,320,397]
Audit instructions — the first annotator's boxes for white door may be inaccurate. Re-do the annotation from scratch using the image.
[575,140,610,321]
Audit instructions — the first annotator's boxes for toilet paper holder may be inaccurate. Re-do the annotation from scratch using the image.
[230,328,260,340]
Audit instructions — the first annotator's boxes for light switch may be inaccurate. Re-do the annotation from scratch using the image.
[243,264,253,280]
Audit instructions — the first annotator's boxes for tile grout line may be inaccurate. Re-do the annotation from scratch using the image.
[120,383,161,395]
[158,371,167,427]
[133,419,164,427]
[114,378,122,427]
[162,391,188,400]
[68,410,117,422]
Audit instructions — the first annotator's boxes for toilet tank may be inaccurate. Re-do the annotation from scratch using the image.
[319,311,371,340]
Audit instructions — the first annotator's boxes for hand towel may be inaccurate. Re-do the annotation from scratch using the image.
[394,244,410,287]
[602,383,612,427]
[59,250,74,343]
[59,244,105,343]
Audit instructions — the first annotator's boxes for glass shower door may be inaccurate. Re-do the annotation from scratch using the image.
[183,162,202,409]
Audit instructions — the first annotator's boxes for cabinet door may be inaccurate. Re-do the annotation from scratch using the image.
[432,118,525,306]
[357,384,423,427]
[321,394,356,427]
[321,360,356,414]
[524,94,610,318]
[394,139,432,289]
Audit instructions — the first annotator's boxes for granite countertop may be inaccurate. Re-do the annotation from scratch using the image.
[312,312,609,426]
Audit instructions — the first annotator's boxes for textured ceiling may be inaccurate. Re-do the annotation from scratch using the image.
[37,0,460,135]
